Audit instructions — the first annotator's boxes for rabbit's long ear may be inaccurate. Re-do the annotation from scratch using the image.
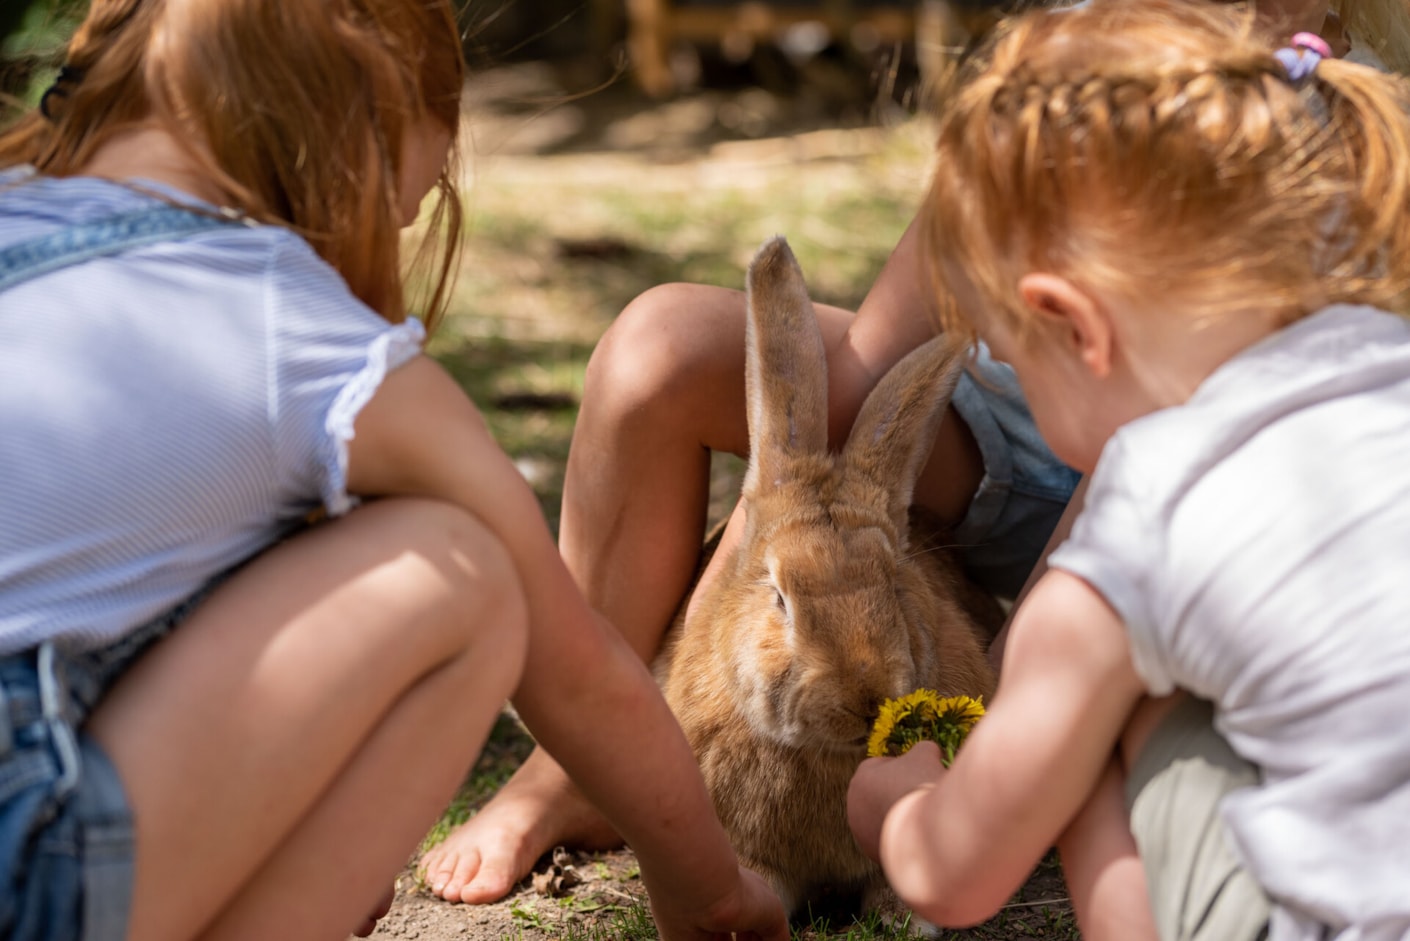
[742,237,829,496]
[843,336,967,528]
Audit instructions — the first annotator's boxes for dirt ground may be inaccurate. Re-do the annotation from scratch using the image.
[369,846,1071,941]
[369,844,1074,941]
[365,711,1072,941]
[363,55,1076,941]
[369,845,650,941]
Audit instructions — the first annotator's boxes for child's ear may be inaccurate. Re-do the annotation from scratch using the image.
[1017,273,1113,379]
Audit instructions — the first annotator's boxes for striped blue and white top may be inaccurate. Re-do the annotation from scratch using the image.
[0,170,425,654]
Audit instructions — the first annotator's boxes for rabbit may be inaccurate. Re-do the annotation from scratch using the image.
[653,236,1002,924]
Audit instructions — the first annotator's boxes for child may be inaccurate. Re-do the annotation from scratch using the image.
[844,2,1410,940]
[0,3,789,941]
[418,0,1372,909]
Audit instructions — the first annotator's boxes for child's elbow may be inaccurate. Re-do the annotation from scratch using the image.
[886,850,1015,928]
[896,879,1008,929]
[878,789,1028,927]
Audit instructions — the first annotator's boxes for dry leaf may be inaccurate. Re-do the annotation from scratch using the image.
[531,846,583,897]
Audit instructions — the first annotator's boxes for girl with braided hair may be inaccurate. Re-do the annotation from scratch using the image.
[421,0,1396,913]
[846,2,1410,939]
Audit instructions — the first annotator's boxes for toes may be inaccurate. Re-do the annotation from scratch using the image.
[418,838,526,904]
[454,855,518,904]
[419,846,476,901]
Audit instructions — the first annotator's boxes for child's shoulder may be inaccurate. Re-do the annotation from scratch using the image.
[0,170,296,260]
[0,171,370,315]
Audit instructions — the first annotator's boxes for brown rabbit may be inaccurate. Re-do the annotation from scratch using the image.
[654,236,1001,922]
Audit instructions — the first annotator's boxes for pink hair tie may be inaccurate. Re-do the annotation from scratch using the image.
[1291,31,1333,58]
[1275,32,1332,83]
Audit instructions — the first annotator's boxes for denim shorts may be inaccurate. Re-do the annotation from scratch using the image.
[951,344,1083,599]
[0,599,196,941]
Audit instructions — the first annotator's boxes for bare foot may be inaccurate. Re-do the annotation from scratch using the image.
[418,747,623,904]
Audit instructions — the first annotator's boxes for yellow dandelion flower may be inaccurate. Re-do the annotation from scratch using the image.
[866,690,986,765]
[866,697,908,758]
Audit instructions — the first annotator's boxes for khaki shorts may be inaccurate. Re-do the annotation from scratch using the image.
[1125,696,1271,941]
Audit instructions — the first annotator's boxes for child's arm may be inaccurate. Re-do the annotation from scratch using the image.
[828,218,985,519]
[827,219,939,438]
[834,218,935,401]
[848,568,1145,927]
[345,355,788,941]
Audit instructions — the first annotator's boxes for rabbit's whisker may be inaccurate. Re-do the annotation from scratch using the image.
[898,542,967,563]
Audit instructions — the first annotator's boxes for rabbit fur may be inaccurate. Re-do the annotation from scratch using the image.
[653,237,1002,920]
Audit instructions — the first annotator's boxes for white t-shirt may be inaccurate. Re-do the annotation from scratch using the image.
[0,171,424,654]
[1049,305,1410,941]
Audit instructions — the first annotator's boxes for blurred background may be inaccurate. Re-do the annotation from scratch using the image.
[0,0,1007,530]
[0,0,1008,103]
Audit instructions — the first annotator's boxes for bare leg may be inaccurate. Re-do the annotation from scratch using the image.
[561,283,782,658]
[419,283,848,902]
[1056,758,1158,941]
[1055,693,1183,941]
[86,498,528,941]
[353,888,394,937]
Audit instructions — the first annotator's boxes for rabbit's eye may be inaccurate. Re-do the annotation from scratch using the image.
[773,589,786,611]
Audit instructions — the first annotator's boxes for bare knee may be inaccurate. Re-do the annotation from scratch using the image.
[357,497,529,685]
[586,283,749,450]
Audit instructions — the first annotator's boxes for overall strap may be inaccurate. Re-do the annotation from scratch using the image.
[0,204,249,294]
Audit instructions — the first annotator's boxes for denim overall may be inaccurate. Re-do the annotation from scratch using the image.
[0,203,244,941]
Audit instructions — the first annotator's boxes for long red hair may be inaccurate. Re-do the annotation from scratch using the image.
[0,0,466,329]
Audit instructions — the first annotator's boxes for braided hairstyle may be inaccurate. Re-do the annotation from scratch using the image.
[0,0,466,329]
[924,0,1410,343]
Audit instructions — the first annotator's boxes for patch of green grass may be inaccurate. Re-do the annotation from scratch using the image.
[543,887,1081,941]
[555,899,660,941]
[1,0,83,105]
[428,331,589,530]
[425,127,927,532]
[509,899,553,931]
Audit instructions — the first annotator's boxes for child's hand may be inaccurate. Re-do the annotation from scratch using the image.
[645,863,789,941]
[847,740,945,862]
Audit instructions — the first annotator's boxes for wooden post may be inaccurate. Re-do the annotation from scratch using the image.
[626,0,676,97]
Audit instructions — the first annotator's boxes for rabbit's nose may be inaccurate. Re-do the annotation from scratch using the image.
[861,696,885,723]
[845,709,875,748]
[847,701,878,722]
